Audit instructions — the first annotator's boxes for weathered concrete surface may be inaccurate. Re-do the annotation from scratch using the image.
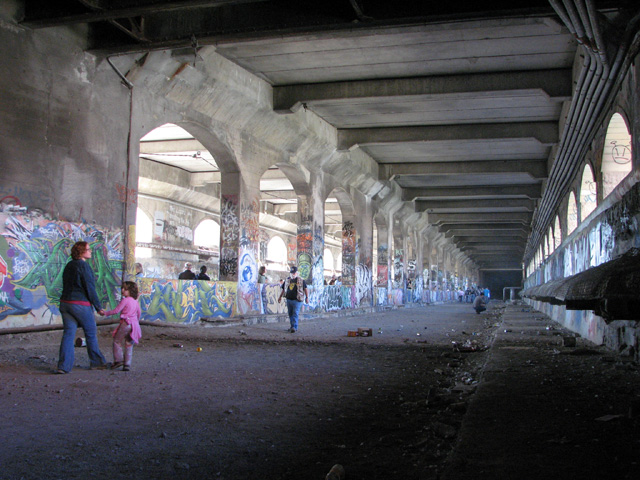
[1,302,638,479]
[442,303,640,479]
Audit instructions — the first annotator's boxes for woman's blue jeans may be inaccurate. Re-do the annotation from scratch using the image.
[286,299,302,331]
[58,302,107,372]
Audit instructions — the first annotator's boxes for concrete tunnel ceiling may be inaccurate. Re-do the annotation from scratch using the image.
[19,0,635,271]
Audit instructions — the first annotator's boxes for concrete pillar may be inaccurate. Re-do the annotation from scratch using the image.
[341,216,356,285]
[376,219,389,288]
[392,222,404,290]
[296,194,323,285]
[353,192,374,305]
[220,171,261,313]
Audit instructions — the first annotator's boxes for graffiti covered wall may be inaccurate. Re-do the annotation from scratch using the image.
[138,278,237,323]
[0,209,123,329]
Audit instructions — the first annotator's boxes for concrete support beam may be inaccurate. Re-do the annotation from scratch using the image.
[382,160,547,181]
[402,184,542,201]
[139,138,205,153]
[438,223,532,231]
[273,69,572,113]
[416,198,535,212]
[429,212,532,224]
[338,122,558,151]
[453,233,527,245]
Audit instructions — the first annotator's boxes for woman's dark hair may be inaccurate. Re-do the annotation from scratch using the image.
[122,281,139,299]
[70,241,89,260]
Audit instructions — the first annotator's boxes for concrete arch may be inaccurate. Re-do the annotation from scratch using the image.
[566,190,578,236]
[138,119,238,174]
[600,111,633,199]
[579,163,597,221]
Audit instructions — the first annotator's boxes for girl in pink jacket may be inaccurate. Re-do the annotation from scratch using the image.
[105,281,142,371]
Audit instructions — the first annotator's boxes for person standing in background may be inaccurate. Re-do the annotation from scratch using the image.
[178,262,196,280]
[197,265,210,280]
[278,266,308,333]
[257,265,267,284]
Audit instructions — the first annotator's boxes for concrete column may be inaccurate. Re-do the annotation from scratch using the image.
[296,194,323,285]
[376,220,389,288]
[341,216,356,285]
[220,171,262,313]
[353,192,374,305]
[414,229,426,303]
[392,221,404,290]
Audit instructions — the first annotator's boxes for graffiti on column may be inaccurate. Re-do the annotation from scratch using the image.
[309,254,324,309]
[308,221,324,309]
[240,200,260,248]
[297,216,313,281]
[355,263,372,305]
[259,229,269,265]
[287,237,297,264]
[377,243,388,286]
[237,249,259,314]
[342,221,356,285]
[1,210,123,325]
[220,195,239,280]
[393,248,404,288]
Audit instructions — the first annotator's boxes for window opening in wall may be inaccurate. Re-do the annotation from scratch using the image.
[324,248,334,278]
[548,227,554,256]
[135,208,153,259]
[554,216,561,249]
[194,219,220,250]
[580,165,597,221]
[266,236,287,272]
[567,191,578,235]
[602,113,632,199]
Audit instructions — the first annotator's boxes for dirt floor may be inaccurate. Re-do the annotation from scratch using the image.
[0,302,639,480]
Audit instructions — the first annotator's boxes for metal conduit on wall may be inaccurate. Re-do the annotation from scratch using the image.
[527,0,637,263]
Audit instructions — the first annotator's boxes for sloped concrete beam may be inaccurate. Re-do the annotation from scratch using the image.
[382,160,547,180]
[416,198,535,212]
[429,212,532,224]
[338,122,558,150]
[402,184,542,200]
[273,69,572,113]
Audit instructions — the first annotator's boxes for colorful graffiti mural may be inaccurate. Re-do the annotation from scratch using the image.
[138,279,236,323]
[1,211,123,327]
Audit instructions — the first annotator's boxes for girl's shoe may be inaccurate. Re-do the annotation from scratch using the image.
[111,362,123,370]
[123,365,130,372]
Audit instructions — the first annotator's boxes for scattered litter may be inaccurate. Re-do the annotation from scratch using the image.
[74,338,86,347]
[173,343,183,348]
[196,347,203,352]
[239,330,247,335]
[357,327,372,337]
[452,339,486,353]
[325,464,345,480]
[595,414,624,422]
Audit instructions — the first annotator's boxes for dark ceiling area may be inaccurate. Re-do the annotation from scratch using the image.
[17,1,638,271]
